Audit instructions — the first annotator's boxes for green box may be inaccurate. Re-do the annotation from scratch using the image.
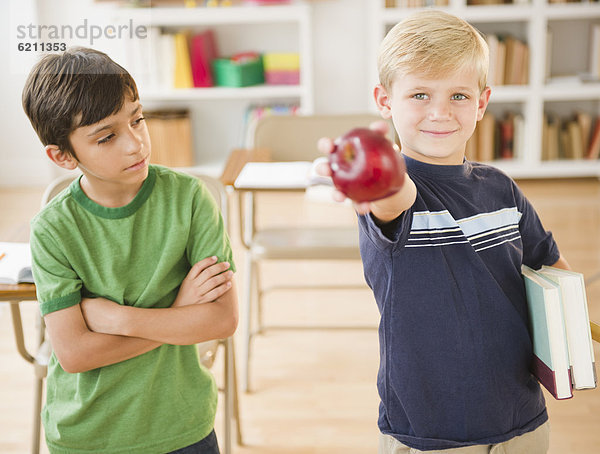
[212,56,265,87]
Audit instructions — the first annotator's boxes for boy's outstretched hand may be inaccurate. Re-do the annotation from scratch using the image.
[172,256,233,307]
[315,120,391,215]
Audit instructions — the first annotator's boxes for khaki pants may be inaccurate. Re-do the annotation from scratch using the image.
[378,421,550,454]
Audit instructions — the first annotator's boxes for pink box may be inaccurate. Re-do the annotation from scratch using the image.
[265,70,300,85]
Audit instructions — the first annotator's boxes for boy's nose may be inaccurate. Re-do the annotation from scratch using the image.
[125,128,144,155]
[427,101,452,121]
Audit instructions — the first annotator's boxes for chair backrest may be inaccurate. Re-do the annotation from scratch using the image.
[41,173,79,208]
[253,113,383,162]
[183,172,229,229]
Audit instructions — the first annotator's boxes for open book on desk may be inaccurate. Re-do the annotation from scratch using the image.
[0,242,34,285]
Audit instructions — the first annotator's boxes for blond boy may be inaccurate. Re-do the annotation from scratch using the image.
[321,10,569,453]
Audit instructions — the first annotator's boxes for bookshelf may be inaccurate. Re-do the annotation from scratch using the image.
[108,3,314,172]
[368,0,600,179]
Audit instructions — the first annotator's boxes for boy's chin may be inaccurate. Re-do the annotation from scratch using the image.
[408,149,465,164]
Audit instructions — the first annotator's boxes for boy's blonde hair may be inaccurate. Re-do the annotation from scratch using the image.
[378,10,489,93]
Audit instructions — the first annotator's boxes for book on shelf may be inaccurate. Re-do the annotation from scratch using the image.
[490,35,506,86]
[486,34,501,87]
[0,242,34,285]
[542,113,561,162]
[469,111,523,162]
[486,34,528,86]
[567,120,585,160]
[173,32,194,89]
[189,30,218,88]
[477,112,496,162]
[542,112,600,161]
[537,266,596,390]
[576,111,593,155]
[157,30,176,91]
[522,265,573,400]
[504,36,529,86]
[499,112,515,160]
[589,24,600,80]
[560,126,572,161]
[587,117,600,160]
[513,113,525,161]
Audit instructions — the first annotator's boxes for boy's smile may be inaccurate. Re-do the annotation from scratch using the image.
[375,67,490,165]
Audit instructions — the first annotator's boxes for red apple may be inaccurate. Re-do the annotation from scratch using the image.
[328,128,406,202]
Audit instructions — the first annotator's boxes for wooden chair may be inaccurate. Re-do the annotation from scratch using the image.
[235,113,382,391]
[30,171,242,453]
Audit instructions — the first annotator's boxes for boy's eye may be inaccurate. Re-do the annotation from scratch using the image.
[452,93,467,100]
[413,93,428,100]
[133,116,146,126]
[98,134,114,145]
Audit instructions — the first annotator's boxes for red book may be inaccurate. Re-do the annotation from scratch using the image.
[586,117,600,160]
[499,113,515,160]
[189,30,217,88]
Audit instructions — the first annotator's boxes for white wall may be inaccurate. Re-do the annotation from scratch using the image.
[0,0,372,187]
[0,0,54,186]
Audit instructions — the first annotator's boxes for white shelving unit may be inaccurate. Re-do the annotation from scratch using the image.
[109,2,314,171]
[368,0,600,179]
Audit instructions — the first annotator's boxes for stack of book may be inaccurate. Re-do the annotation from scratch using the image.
[131,27,302,91]
[542,112,600,161]
[263,53,300,85]
[465,111,524,162]
[486,34,529,86]
[522,266,597,400]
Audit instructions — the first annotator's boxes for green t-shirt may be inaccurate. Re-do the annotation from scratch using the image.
[30,165,236,454]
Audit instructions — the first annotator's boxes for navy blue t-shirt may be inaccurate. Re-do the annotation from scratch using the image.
[358,155,560,451]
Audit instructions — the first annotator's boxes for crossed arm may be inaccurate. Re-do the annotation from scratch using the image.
[44,257,237,374]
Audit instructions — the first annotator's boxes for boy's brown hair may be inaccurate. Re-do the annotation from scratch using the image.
[378,10,489,94]
[22,47,139,158]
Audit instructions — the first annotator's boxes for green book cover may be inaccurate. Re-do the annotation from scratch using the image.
[522,265,572,400]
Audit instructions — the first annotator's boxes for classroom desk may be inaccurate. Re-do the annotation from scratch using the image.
[1,283,39,364]
[1,281,46,454]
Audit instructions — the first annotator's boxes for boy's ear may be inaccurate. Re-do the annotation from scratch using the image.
[476,86,492,121]
[45,145,78,170]
[374,84,393,119]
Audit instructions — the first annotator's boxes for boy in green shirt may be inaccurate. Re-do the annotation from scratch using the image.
[22,47,238,453]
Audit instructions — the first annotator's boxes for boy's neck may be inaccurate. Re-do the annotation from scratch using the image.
[79,174,147,208]
[402,149,466,166]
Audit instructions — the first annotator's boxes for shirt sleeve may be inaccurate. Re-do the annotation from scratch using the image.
[30,221,82,316]
[513,182,560,270]
[357,207,414,253]
[186,180,236,273]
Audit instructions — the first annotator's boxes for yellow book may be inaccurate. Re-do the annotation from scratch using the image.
[173,33,193,89]
[263,53,300,71]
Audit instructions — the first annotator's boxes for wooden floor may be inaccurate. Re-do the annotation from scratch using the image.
[1,178,600,454]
